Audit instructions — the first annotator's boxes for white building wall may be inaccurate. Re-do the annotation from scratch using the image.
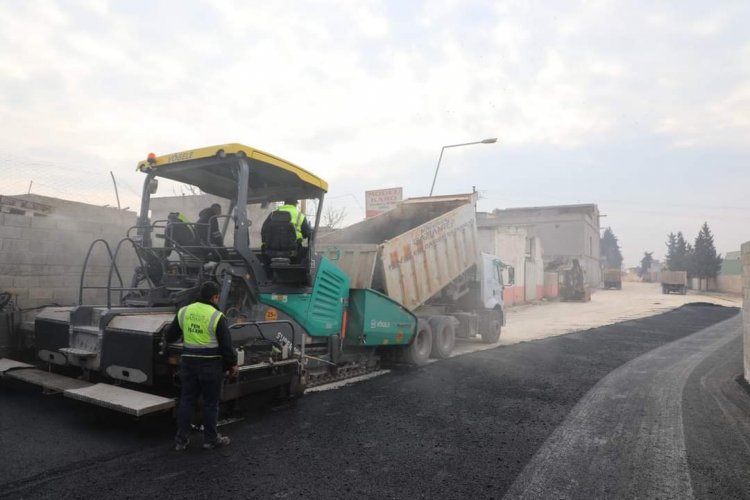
[483,205,601,288]
[478,225,532,305]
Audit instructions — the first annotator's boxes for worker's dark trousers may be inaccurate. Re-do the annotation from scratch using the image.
[175,357,223,445]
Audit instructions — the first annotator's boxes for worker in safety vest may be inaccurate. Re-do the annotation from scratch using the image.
[275,199,311,243]
[166,281,238,451]
[165,211,196,251]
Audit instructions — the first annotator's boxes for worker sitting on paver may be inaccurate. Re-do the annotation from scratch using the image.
[261,199,312,261]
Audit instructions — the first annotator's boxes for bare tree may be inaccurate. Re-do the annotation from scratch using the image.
[172,183,202,196]
[322,206,347,229]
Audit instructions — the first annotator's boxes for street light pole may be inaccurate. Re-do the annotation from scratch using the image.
[429,137,497,196]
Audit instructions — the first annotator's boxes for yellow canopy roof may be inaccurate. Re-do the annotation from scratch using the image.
[136,144,328,200]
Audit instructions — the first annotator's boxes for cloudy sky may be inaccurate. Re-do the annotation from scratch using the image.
[1,0,748,266]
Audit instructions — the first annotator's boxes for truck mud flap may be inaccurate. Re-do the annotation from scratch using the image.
[1,357,175,416]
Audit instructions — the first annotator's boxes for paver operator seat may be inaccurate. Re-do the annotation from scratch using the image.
[261,210,299,264]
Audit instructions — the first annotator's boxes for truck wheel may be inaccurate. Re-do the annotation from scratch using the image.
[429,316,455,359]
[481,312,502,344]
[403,319,432,366]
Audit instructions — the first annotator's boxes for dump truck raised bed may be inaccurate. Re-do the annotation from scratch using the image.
[603,269,622,290]
[661,270,687,295]
[317,194,509,360]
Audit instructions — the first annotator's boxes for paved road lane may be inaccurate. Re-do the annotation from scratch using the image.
[2,304,738,499]
[505,314,743,500]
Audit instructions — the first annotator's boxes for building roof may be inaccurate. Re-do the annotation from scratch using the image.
[491,203,599,216]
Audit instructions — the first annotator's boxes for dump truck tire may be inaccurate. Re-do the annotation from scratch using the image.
[404,319,432,366]
[481,311,502,344]
[429,316,455,359]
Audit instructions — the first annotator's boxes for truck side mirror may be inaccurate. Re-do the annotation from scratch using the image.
[148,178,159,194]
[507,267,515,286]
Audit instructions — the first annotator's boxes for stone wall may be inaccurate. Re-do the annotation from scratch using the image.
[0,212,137,309]
[742,241,750,383]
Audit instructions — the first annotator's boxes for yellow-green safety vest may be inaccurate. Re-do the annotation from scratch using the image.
[277,204,305,241]
[177,302,223,357]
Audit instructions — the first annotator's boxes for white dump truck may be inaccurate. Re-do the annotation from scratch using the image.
[317,194,510,359]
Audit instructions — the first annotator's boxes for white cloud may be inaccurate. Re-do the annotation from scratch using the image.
[0,0,747,195]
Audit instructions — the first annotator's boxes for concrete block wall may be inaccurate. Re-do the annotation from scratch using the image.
[716,274,742,295]
[742,241,750,383]
[0,212,138,309]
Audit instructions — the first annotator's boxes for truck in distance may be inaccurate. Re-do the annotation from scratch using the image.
[603,269,622,290]
[661,270,687,295]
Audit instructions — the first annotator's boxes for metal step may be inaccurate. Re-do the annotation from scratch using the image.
[71,325,101,334]
[0,358,33,375]
[65,384,176,416]
[59,347,97,359]
[5,367,93,392]
[0,360,175,416]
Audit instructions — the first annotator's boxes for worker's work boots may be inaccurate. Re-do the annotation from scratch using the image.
[202,435,231,449]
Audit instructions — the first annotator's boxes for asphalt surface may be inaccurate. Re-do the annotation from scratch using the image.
[0,303,745,499]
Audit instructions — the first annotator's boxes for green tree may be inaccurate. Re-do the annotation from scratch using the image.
[692,222,722,280]
[666,231,690,271]
[600,227,623,269]
[685,242,695,278]
[639,251,654,278]
[665,232,677,270]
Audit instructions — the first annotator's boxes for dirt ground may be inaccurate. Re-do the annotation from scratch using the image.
[450,281,741,358]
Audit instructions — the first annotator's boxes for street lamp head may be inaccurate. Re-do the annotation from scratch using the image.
[429,136,498,196]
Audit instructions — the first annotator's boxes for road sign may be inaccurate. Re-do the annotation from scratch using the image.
[365,187,403,218]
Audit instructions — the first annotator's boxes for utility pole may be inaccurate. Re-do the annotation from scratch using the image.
[110,171,121,209]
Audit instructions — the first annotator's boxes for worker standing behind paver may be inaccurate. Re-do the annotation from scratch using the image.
[197,203,224,246]
[166,281,239,451]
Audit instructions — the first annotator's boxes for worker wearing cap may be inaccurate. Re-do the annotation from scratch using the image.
[166,281,238,451]
[275,199,311,243]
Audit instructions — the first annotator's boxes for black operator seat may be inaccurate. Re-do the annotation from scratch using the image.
[165,215,197,252]
[261,210,298,265]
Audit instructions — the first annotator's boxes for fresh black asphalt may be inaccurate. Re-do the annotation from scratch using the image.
[0,303,745,499]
